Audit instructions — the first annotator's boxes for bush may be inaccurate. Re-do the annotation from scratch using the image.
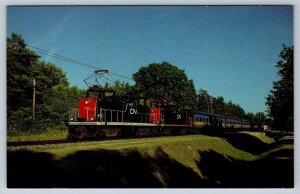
[8,109,68,136]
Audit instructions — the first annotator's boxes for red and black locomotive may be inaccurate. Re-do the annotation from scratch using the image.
[68,70,251,139]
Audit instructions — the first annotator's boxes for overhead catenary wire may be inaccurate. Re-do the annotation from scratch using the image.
[27,44,133,81]
[27,44,100,70]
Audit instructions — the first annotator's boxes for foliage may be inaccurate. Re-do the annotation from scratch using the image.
[245,112,265,128]
[7,33,40,113]
[7,33,85,133]
[266,45,293,131]
[225,100,246,118]
[196,89,210,112]
[132,61,197,109]
[196,89,247,119]
[112,79,134,94]
[41,84,85,125]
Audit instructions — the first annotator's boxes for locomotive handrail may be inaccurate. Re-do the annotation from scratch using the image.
[99,108,155,123]
[99,108,126,123]
[69,107,164,124]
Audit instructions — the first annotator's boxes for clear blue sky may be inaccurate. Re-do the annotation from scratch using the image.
[7,5,293,114]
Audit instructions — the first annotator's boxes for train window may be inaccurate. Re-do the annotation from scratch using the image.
[151,103,156,108]
[105,92,113,97]
[139,99,145,106]
[146,99,151,107]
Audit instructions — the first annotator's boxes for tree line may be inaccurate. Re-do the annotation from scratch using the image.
[7,33,85,134]
[266,45,293,131]
[7,33,293,133]
[132,61,266,127]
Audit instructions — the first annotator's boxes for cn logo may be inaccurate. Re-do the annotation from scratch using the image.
[177,114,182,119]
[130,108,138,114]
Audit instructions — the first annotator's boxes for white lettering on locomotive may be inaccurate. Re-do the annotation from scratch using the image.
[177,114,182,119]
[130,108,138,114]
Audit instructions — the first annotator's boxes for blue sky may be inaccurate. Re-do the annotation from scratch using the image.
[7,5,293,114]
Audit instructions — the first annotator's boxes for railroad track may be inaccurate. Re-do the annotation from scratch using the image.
[6,133,189,147]
[7,139,101,147]
[7,136,150,147]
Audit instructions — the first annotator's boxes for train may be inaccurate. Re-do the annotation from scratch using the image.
[68,85,252,139]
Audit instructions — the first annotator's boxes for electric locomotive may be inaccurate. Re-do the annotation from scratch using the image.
[68,70,251,138]
[68,85,191,138]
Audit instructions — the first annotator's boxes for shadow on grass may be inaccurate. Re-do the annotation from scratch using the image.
[272,138,294,147]
[202,131,272,155]
[198,149,293,188]
[8,148,208,188]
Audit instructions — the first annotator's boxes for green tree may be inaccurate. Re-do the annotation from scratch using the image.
[197,89,210,112]
[196,89,247,118]
[7,33,39,114]
[133,61,197,109]
[41,84,85,126]
[112,79,134,94]
[266,45,293,131]
[224,100,245,118]
[212,96,226,115]
[7,33,84,132]
[31,61,69,107]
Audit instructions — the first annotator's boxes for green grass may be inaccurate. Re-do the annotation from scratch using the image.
[7,132,294,187]
[257,144,293,160]
[239,131,275,144]
[278,135,294,142]
[7,128,68,142]
[8,134,256,176]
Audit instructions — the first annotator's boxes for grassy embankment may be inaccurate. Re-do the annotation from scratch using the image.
[7,131,294,188]
[8,135,253,175]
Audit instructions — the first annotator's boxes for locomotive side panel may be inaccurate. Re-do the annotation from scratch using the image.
[78,98,97,121]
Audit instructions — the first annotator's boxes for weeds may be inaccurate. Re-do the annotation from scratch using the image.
[7,127,68,142]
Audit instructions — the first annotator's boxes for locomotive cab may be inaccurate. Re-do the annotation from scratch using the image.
[74,86,162,124]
